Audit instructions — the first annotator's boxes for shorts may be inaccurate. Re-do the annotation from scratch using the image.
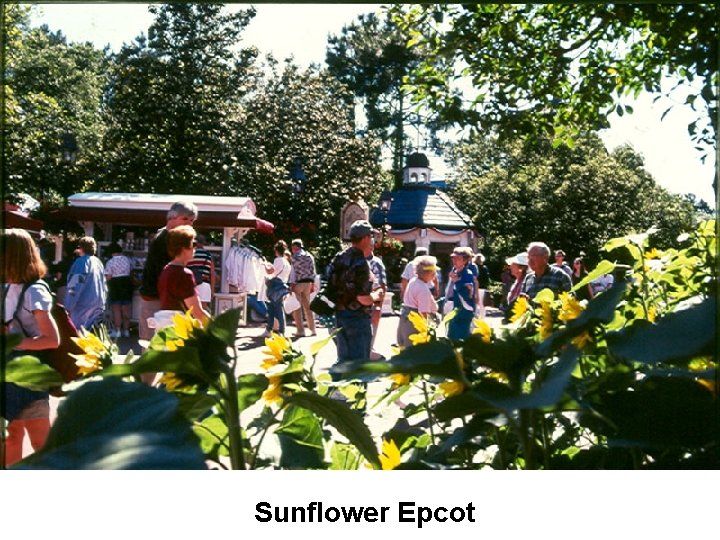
[108,275,134,304]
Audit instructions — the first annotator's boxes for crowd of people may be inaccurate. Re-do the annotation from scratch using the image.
[3,200,618,465]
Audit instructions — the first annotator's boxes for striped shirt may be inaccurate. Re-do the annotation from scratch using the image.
[187,248,213,284]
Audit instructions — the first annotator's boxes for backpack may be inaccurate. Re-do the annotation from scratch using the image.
[13,280,83,393]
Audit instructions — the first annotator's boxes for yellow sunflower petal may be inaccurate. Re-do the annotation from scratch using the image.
[263,332,292,361]
[262,378,283,404]
[260,357,281,371]
[408,331,431,346]
[73,352,102,375]
[510,296,530,323]
[408,311,428,333]
[378,439,401,470]
[558,292,584,323]
[439,380,465,397]
[571,331,592,349]
[172,311,194,340]
[389,373,410,387]
[472,319,492,343]
[158,372,185,391]
[536,301,554,339]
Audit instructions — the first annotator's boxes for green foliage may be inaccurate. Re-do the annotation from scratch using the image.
[287,391,381,468]
[4,355,64,391]
[3,191,714,470]
[99,4,258,194]
[276,404,325,469]
[17,378,207,469]
[445,133,697,263]
[326,9,435,184]
[392,4,718,162]
[3,5,107,205]
[233,61,384,254]
[345,220,718,469]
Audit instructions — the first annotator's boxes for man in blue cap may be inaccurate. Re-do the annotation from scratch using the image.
[327,220,383,377]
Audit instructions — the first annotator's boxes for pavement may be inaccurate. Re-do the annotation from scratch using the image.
[26,307,506,463]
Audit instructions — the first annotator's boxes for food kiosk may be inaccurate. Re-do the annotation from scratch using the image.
[53,192,274,325]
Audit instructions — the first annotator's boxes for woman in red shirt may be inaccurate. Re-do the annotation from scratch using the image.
[158,225,210,323]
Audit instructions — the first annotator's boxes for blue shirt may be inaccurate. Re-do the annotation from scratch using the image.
[450,265,476,312]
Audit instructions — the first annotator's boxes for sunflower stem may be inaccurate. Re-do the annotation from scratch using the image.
[222,366,246,470]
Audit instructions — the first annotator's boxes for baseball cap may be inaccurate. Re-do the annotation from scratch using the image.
[349,220,378,240]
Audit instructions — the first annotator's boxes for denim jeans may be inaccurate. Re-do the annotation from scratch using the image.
[247,293,268,318]
[265,298,285,334]
[333,309,372,368]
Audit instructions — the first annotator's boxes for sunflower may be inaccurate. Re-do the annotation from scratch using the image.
[408,331,432,346]
[536,301,554,340]
[558,292,584,323]
[378,439,401,470]
[408,311,429,333]
[172,310,202,340]
[388,373,411,387]
[510,296,530,323]
[73,350,103,376]
[571,331,592,349]
[157,371,186,391]
[261,332,292,370]
[262,375,284,404]
[472,318,492,343]
[439,379,465,397]
[407,311,433,346]
[71,328,111,375]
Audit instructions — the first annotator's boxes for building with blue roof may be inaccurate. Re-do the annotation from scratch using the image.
[369,152,477,278]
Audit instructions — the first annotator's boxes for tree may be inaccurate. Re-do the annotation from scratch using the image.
[392,4,718,193]
[326,10,434,187]
[234,60,385,263]
[446,133,696,263]
[2,4,107,206]
[99,3,258,194]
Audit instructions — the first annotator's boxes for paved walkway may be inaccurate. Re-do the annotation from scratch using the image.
[28,307,506,463]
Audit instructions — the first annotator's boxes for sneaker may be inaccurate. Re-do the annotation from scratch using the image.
[121,329,130,338]
[109,329,121,339]
[262,329,272,338]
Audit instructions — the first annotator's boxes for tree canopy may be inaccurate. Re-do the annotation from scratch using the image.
[2,4,107,205]
[326,10,431,186]
[236,60,384,261]
[99,3,259,194]
[392,4,718,171]
[446,133,697,264]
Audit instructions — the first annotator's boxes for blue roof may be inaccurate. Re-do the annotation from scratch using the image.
[369,185,473,230]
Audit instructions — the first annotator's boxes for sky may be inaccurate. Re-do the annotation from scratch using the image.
[28,2,717,206]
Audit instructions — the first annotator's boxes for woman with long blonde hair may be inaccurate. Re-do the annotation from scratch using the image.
[2,228,60,466]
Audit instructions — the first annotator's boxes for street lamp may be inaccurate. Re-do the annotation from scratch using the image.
[61,133,77,164]
[289,157,306,195]
[379,190,393,250]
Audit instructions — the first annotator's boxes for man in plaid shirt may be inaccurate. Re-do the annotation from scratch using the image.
[521,242,572,299]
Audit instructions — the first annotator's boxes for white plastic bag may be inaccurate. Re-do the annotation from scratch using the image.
[284,292,300,314]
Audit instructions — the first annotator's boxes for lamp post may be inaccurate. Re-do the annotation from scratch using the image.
[57,132,78,206]
[289,157,306,195]
[379,190,393,253]
[61,133,78,164]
